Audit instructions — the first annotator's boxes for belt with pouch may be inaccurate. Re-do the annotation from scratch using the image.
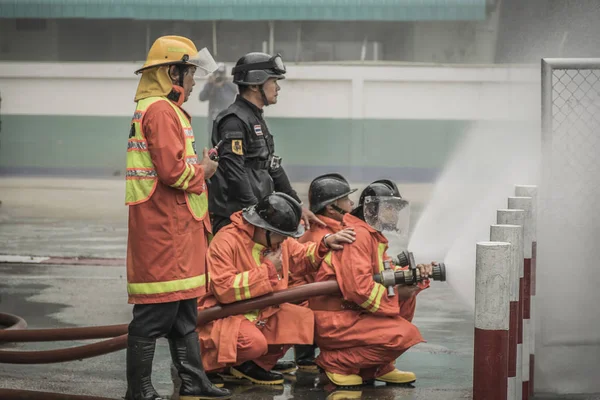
[245,155,282,170]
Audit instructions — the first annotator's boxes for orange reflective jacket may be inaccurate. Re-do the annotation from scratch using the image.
[197,211,327,370]
[126,86,211,304]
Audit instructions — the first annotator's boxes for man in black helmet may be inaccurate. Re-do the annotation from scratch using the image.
[310,179,433,388]
[196,192,355,385]
[207,52,325,235]
[290,173,357,371]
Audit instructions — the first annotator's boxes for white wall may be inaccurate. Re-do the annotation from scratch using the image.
[0,62,540,121]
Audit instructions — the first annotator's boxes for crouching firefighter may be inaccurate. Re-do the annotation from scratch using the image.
[197,192,355,385]
[310,179,433,387]
[290,173,357,371]
[125,35,230,400]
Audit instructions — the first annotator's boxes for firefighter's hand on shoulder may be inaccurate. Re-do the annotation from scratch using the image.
[323,228,356,250]
[301,207,327,230]
[265,247,283,275]
[199,147,218,179]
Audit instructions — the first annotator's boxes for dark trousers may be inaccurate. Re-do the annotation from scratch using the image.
[128,298,198,339]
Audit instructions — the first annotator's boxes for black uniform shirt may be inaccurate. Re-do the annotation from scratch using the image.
[208,95,300,221]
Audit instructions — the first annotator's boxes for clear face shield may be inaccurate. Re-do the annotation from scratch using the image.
[364,196,411,252]
[184,48,219,76]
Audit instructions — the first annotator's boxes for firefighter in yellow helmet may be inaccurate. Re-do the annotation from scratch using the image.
[124,35,231,400]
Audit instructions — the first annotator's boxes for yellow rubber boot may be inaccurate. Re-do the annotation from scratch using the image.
[325,371,363,387]
[375,368,416,384]
[326,390,363,400]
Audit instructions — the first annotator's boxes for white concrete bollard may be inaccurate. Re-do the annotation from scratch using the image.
[473,241,511,400]
[508,196,533,400]
[515,185,538,399]
[491,224,524,400]
[497,209,526,400]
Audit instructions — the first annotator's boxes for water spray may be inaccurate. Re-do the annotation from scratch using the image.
[373,251,446,295]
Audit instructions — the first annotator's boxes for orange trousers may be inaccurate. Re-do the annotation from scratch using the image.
[314,308,423,380]
[399,295,417,322]
[316,340,410,380]
[210,319,290,372]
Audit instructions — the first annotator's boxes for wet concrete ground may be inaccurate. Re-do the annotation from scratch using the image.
[0,262,473,400]
[2,177,598,399]
[1,177,475,399]
[0,177,432,259]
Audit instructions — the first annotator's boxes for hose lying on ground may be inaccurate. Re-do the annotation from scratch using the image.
[0,312,27,331]
[0,280,340,364]
[0,388,118,400]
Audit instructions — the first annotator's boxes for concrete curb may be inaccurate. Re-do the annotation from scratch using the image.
[0,255,125,266]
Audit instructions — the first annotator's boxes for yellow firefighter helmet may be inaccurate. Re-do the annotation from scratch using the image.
[135,35,218,76]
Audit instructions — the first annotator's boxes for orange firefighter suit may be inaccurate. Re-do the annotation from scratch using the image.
[294,215,420,320]
[310,213,427,380]
[290,215,343,287]
[126,84,212,305]
[197,211,329,371]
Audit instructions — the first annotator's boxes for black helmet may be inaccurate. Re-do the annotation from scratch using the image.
[351,179,402,220]
[232,52,286,86]
[242,192,304,238]
[308,173,357,214]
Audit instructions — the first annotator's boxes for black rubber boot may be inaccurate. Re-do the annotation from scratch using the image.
[230,361,285,385]
[125,335,164,400]
[294,344,319,372]
[271,360,297,374]
[206,373,225,388]
[168,333,231,400]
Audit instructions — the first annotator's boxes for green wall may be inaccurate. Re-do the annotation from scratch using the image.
[0,114,472,182]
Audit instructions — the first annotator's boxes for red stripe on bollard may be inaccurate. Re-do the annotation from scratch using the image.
[523,257,532,399]
[531,242,537,296]
[473,328,509,400]
[531,241,537,397]
[518,278,524,344]
[508,301,518,378]
[523,259,531,319]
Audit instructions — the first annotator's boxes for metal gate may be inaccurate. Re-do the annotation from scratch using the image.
[538,59,600,393]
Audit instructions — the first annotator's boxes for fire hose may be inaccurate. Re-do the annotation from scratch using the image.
[0,312,27,331]
[0,281,341,364]
[0,252,445,399]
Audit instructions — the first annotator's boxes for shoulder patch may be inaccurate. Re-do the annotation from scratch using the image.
[232,140,243,155]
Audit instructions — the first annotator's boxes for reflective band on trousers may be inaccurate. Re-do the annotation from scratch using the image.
[128,274,206,295]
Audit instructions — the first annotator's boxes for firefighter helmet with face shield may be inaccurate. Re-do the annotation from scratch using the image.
[352,180,410,235]
[135,35,218,76]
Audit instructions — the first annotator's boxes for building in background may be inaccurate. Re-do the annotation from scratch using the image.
[1,0,499,64]
[1,0,599,183]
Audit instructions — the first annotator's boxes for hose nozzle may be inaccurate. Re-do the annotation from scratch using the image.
[373,251,446,288]
[432,262,446,282]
